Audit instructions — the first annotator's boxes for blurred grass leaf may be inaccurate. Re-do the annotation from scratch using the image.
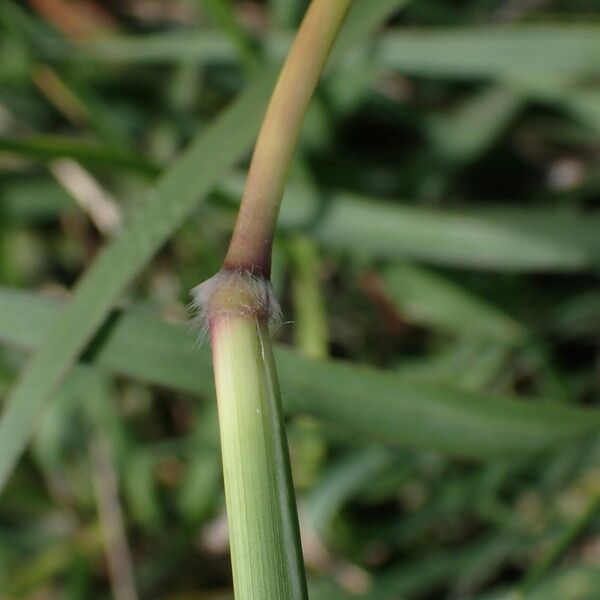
[77,25,600,83]
[427,84,522,165]
[0,0,415,494]
[1,288,599,460]
[221,177,600,271]
[0,135,160,176]
[378,26,600,79]
[381,263,524,342]
[0,69,278,493]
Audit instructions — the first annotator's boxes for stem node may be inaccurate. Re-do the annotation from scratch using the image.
[191,268,282,332]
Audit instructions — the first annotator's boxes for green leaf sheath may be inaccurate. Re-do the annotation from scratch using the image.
[211,316,307,599]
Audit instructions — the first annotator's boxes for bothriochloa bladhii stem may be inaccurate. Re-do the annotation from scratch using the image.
[192,1,352,598]
[223,0,353,278]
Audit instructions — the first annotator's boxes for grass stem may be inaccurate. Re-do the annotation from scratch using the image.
[224,0,352,277]
[194,0,353,596]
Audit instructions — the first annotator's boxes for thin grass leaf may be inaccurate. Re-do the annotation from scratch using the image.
[381,263,525,342]
[394,338,513,391]
[75,25,600,82]
[203,0,260,74]
[0,69,278,493]
[1,289,599,460]
[332,0,409,57]
[75,0,409,67]
[76,32,237,65]
[427,84,523,164]
[220,178,600,272]
[1,176,75,221]
[269,0,299,28]
[0,135,160,176]
[377,26,600,79]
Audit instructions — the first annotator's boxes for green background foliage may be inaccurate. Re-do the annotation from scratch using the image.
[0,0,598,598]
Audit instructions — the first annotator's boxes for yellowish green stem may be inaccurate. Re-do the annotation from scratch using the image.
[224,0,353,277]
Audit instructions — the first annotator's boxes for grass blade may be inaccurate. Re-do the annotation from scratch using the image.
[1,289,599,460]
[220,178,600,272]
[0,135,160,176]
[377,26,600,79]
[380,263,524,342]
[75,25,600,82]
[0,69,277,493]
